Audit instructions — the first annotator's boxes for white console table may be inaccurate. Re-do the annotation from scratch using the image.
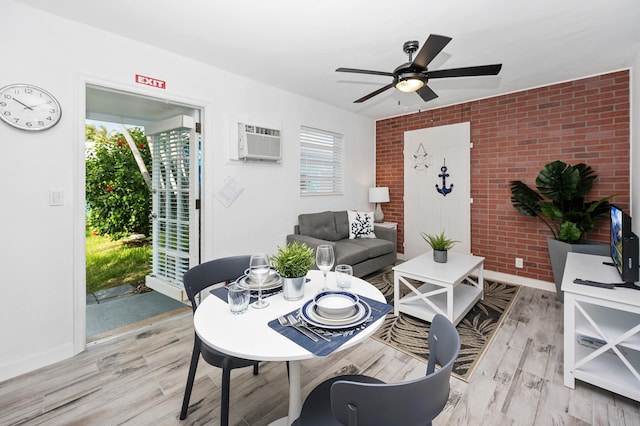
[562,252,640,401]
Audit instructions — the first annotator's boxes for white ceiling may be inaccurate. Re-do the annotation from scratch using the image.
[17,0,640,121]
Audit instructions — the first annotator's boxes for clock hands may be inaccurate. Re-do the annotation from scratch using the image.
[11,98,34,111]
[27,100,53,109]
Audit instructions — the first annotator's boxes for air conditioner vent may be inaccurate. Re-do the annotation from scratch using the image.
[238,123,281,161]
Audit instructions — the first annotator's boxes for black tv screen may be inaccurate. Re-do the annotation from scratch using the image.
[610,204,639,283]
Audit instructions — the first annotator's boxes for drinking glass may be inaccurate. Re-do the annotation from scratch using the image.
[227,282,250,314]
[335,264,353,289]
[250,253,271,309]
[315,245,335,291]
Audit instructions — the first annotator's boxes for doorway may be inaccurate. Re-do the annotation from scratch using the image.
[84,84,201,341]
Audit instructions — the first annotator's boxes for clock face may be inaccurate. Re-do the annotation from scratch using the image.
[0,84,62,131]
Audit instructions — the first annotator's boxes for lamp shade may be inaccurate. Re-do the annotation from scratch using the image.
[369,187,390,203]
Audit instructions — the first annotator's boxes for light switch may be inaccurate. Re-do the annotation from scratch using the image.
[49,190,64,206]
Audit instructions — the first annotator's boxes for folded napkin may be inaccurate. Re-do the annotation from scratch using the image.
[268,294,392,357]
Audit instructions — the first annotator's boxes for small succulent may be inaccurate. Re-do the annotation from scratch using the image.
[421,231,459,251]
[270,241,315,278]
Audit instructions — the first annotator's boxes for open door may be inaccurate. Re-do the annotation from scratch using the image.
[145,114,200,301]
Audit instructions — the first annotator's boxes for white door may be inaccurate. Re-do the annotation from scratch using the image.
[145,115,200,301]
[404,122,471,259]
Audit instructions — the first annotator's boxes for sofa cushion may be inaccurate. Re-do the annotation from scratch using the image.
[298,211,340,241]
[347,210,376,239]
[346,238,395,258]
[334,241,370,265]
[333,211,350,240]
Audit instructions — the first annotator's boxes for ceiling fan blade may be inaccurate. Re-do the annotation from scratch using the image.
[416,85,438,102]
[354,83,395,103]
[427,64,503,79]
[336,67,395,77]
[412,34,452,69]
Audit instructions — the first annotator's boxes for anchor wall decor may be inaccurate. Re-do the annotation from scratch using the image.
[435,158,453,196]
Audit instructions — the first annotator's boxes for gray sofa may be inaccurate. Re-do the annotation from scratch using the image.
[286,210,397,278]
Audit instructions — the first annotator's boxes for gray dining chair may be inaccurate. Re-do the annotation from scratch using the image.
[179,255,260,426]
[292,313,460,426]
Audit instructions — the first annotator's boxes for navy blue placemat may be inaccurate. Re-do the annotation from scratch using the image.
[267,295,392,357]
[210,277,312,302]
[210,284,283,303]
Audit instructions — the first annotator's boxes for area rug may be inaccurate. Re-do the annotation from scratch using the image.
[366,268,520,382]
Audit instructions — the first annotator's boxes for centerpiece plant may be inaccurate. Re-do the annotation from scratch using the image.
[270,241,315,278]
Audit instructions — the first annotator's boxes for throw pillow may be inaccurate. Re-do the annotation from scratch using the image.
[347,210,377,239]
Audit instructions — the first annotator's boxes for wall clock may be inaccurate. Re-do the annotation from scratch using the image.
[0,84,62,131]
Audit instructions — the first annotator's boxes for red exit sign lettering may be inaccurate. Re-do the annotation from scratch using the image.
[135,74,166,89]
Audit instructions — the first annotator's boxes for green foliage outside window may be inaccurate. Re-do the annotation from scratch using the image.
[86,125,152,240]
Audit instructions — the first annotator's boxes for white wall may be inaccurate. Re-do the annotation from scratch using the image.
[0,3,375,381]
[632,53,640,229]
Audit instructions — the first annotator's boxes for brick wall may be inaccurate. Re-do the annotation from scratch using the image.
[376,70,630,282]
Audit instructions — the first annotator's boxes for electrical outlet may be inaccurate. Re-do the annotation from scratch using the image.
[515,257,524,268]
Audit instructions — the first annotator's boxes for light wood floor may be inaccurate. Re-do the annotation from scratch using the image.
[2,286,640,425]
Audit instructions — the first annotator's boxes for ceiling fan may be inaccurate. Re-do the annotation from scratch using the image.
[336,34,502,103]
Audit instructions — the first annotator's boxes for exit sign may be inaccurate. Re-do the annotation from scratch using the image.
[135,74,166,89]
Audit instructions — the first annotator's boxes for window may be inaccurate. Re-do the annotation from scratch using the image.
[299,126,343,196]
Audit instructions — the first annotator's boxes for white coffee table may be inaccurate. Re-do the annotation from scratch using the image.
[393,251,484,325]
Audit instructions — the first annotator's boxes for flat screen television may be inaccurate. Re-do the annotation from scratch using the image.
[610,204,639,283]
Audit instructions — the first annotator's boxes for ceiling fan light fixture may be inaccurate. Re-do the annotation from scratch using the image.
[395,75,425,93]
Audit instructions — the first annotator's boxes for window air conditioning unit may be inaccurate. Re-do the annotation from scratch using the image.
[238,123,281,161]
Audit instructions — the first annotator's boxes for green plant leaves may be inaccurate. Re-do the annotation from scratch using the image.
[420,231,459,251]
[535,160,580,201]
[270,241,315,278]
[509,160,612,243]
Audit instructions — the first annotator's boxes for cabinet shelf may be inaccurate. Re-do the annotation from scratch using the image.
[574,301,640,351]
[573,344,640,401]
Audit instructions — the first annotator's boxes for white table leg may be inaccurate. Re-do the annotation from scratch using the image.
[288,360,302,425]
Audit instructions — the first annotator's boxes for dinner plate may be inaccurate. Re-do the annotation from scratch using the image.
[300,299,371,329]
[236,270,282,292]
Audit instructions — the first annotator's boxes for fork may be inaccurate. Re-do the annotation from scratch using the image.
[287,314,331,342]
[278,316,318,342]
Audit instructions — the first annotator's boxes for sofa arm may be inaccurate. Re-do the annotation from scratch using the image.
[374,225,398,251]
[286,234,337,252]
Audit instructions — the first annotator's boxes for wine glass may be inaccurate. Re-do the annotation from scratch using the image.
[250,253,271,309]
[315,245,335,291]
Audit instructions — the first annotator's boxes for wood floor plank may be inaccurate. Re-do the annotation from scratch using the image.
[3,287,640,425]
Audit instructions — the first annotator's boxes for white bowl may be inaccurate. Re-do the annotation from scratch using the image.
[313,291,359,319]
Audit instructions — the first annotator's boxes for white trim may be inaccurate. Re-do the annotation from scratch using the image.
[0,343,75,383]
[483,269,555,293]
[74,74,209,355]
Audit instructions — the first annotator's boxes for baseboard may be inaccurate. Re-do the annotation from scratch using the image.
[483,269,555,293]
[0,343,75,382]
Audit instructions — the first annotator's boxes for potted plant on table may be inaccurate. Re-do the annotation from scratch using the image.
[270,241,315,301]
[421,231,459,263]
[510,160,613,301]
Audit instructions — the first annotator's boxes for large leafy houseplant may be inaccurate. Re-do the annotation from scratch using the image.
[510,160,612,243]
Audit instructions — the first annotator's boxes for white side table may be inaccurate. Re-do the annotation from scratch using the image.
[562,252,640,401]
[393,251,484,325]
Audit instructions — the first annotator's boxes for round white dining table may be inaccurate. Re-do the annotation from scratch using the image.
[193,269,387,426]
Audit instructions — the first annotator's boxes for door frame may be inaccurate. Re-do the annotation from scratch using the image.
[74,76,208,353]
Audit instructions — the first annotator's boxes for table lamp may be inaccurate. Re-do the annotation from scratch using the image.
[369,187,390,223]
